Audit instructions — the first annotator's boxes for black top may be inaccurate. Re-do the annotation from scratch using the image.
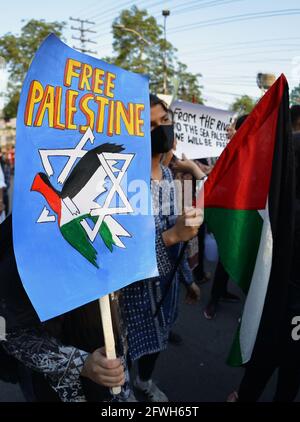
[0,216,111,402]
[292,133,300,286]
[0,215,40,330]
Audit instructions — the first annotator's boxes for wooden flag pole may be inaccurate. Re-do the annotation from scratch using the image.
[99,294,121,395]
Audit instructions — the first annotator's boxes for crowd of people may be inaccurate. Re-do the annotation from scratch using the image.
[0,147,13,222]
[0,97,299,403]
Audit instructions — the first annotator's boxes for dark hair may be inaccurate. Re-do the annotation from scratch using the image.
[235,114,249,130]
[290,105,300,129]
[149,94,174,122]
[150,94,168,110]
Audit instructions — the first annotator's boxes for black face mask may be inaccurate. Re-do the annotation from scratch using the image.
[151,124,174,155]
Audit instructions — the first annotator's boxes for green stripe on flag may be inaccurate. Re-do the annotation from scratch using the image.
[205,208,263,293]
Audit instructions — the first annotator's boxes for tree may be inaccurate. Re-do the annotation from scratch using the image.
[0,19,65,119]
[230,95,256,114]
[176,62,203,104]
[105,6,203,103]
[290,85,300,105]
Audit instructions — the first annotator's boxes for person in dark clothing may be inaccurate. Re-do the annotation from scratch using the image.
[204,115,249,320]
[0,155,10,215]
[291,105,300,133]
[0,215,127,402]
[227,132,300,402]
[192,159,213,285]
[204,260,240,320]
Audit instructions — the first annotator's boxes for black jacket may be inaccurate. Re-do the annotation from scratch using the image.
[0,215,113,401]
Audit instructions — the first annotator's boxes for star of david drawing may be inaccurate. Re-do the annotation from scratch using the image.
[31,127,135,268]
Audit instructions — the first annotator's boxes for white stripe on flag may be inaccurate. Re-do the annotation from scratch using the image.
[239,202,273,364]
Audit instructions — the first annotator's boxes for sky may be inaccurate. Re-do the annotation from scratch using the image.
[1,0,300,110]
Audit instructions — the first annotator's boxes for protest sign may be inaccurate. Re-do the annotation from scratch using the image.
[172,100,235,159]
[13,34,158,321]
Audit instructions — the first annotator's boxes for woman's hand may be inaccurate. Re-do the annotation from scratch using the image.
[81,347,125,388]
[198,162,213,175]
[162,207,204,247]
[173,154,205,179]
[173,154,206,179]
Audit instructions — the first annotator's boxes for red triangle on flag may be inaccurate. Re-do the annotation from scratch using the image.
[204,74,287,210]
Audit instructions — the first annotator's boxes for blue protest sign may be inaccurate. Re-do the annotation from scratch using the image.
[13,34,158,321]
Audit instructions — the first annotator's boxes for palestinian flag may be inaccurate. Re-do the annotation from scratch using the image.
[203,74,295,366]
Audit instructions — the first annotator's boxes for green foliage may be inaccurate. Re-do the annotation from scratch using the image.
[0,19,65,118]
[290,85,300,105]
[230,95,256,114]
[106,6,203,103]
[176,62,203,104]
[3,88,19,120]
